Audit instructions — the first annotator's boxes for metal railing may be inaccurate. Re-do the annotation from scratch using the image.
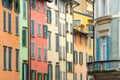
[87,60,120,71]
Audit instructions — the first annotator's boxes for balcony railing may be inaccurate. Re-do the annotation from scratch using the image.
[87,60,120,72]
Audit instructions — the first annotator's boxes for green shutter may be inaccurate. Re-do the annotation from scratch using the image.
[8,47,12,70]
[3,46,7,69]
[31,20,34,37]
[22,29,26,47]
[8,13,11,33]
[16,16,19,35]
[49,10,52,23]
[56,35,59,51]
[3,11,6,31]
[22,63,24,80]
[16,49,19,71]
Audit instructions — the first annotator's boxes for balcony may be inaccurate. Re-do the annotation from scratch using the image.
[87,60,120,75]
[2,0,13,10]
[45,0,53,3]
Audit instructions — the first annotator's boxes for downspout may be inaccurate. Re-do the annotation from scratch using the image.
[28,0,31,80]
[93,0,95,62]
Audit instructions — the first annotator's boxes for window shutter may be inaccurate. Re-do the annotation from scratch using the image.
[23,1,26,18]
[66,41,69,53]
[16,49,19,71]
[38,1,40,11]
[31,20,34,37]
[38,47,41,60]
[22,29,26,47]
[48,64,53,80]
[79,52,83,65]
[50,10,52,23]
[63,24,66,36]
[31,42,35,59]
[38,23,41,36]
[22,63,24,80]
[59,23,61,35]
[63,47,66,60]
[16,16,19,35]
[96,38,100,61]
[3,46,7,69]
[60,71,62,80]
[73,51,76,64]
[43,25,48,38]
[59,46,62,60]
[76,51,78,64]
[67,62,69,72]
[8,13,11,33]
[56,35,59,51]
[106,36,110,68]
[44,48,47,61]
[8,47,12,70]
[70,43,73,54]
[3,11,6,31]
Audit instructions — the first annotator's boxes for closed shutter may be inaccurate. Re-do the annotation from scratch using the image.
[22,29,26,47]
[76,51,78,64]
[60,71,62,80]
[48,64,53,80]
[44,48,47,61]
[66,41,69,53]
[59,46,62,60]
[3,46,7,69]
[55,65,60,80]
[56,35,59,51]
[31,20,34,37]
[96,38,100,61]
[63,24,66,36]
[38,23,41,36]
[59,23,61,35]
[106,36,110,68]
[38,1,40,11]
[80,74,82,80]
[38,47,41,60]
[8,13,11,33]
[70,43,73,54]
[31,42,35,59]
[79,52,83,65]
[16,16,19,35]
[23,0,26,18]
[63,47,66,60]
[43,25,48,38]
[8,47,12,70]
[16,49,19,71]
[3,11,6,31]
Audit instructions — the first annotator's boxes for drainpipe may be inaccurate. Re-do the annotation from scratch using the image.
[28,0,31,80]
[93,0,95,62]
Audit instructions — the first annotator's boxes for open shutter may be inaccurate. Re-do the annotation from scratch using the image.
[96,38,100,61]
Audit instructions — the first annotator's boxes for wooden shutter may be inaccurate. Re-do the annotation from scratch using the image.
[31,20,34,37]
[63,47,66,60]
[31,42,35,59]
[3,11,6,31]
[79,52,83,65]
[59,23,61,35]
[8,13,11,33]
[22,29,26,47]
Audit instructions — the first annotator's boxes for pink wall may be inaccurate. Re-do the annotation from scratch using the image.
[31,0,48,80]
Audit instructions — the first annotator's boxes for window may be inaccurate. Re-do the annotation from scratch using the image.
[43,25,48,38]
[3,11,6,31]
[60,71,62,80]
[23,0,27,18]
[55,0,58,5]
[38,47,41,60]
[8,47,12,70]
[44,73,48,80]
[47,9,52,24]
[16,49,19,71]
[73,20,81,27]
[44,1,47,13]
[74,73,77,80]
[89,37,92,48]
[73,51,78,64]
[63,47,66,60]
[79,52,83,65]
[38,23,41,36]
[31,20,34,37]
[67,62,72,72]
[66,41,69,53]
[55,11,58,26]
[14,0,20,13]
[31,41,35,59]
[101,0,107,16]
[22,63,28,80]
[70,4,73,14]
[70,43,73,54]
[48,32,51,49]
[66,22,69,32]
[59,46,62,60]
[63,72,66,80]
[80,74,82,80]
[38,0,40,11]
[80,35,82,44]
[59,1,65,13]
[8,12,11,33]
[55,65,60,80]
[89,56,93,62]
[31,70,36,80]
[70,24,73,33]
[38,73,42,80]
[56,34,59,52]
[16,16,19,35]
[22,28,27,47]
[3,46,7,70]
[48,64,53,80]
[74,34,76,43]
[30,0,36,9]
[44,48,47,61]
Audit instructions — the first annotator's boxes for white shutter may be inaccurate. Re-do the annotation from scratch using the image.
[59,23,61,35]
[63,47,66,60]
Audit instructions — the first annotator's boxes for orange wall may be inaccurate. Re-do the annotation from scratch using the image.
[0,2,20,80]
[74,33,87,80]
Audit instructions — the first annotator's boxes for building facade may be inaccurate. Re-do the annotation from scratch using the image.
[87,0,120,79]
[29,0,52,80]
[73,0,93,80]
[0,0,20,80]
[20,0,28,80]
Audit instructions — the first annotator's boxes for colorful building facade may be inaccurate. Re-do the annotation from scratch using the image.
[29,0,50,80]
[20,0,28,80]
[73,0,93,80]
[0,0,20,80]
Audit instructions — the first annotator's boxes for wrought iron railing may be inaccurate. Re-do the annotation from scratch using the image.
[87,60,120,71]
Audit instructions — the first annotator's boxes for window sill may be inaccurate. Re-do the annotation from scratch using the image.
[23,17,27,20]
[8,69,12,71]
[3,68,7,71]
[38,59,41,61]
[8,32,12,34]
[48,48,51,50]
[16,70,19,72]
[44,60,47,62]
[31,57,35,60]
[16,34,19,36]
[3,30,7,32]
